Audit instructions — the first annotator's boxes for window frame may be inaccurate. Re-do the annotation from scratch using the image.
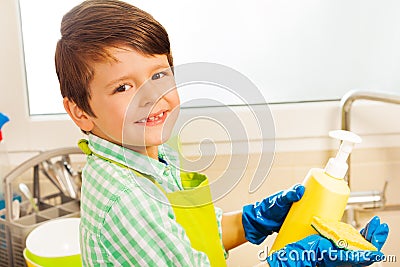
[2,0,400,158]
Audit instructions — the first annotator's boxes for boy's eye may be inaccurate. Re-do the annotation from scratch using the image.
[114,84,132,93]
[151,72,166,80]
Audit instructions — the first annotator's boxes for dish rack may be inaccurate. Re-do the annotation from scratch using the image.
[0,147,83,267]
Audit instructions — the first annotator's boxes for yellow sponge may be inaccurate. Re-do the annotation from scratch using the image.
[311,216,377,251]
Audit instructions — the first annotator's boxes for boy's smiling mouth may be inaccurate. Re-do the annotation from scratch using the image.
[135,110,168,126]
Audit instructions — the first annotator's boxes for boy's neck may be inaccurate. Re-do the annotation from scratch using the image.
[145,146,159,160]
[90,133,160,161]
[126,145,159,160]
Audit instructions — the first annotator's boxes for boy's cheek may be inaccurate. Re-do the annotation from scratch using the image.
[167,88,180,107]
[161,110,179,142]
[159,77,178,98]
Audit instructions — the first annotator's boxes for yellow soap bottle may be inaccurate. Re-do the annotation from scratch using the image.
[270,130,362,253]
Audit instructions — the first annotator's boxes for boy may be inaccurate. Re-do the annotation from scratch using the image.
[55,0,388,266]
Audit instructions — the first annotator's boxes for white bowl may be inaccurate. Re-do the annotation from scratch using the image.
[23,248,44,267]
[26,217,80,265]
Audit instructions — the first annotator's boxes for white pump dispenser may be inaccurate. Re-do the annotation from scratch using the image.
[270,130,362,253]
[324,130,362,179]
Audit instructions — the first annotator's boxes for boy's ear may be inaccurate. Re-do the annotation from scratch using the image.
[63,97,94,132]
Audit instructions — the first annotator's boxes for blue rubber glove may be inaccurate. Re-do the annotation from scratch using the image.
[266,234,385,267]
[360,216,389,251]
[242,184,305,244]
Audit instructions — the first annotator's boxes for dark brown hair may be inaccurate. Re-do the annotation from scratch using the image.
[55,0,173,117]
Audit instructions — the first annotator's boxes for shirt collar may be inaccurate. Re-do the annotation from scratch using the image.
[87,134,180,180]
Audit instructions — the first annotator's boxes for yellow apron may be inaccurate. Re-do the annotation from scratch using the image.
[78,140,226,266]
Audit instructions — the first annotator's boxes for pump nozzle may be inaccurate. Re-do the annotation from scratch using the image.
[0,113,10,142]
[325,130,362,179]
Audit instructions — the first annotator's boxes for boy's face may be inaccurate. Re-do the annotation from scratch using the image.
[79,46,180,151]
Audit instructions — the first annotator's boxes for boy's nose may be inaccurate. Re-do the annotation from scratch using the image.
[135,81,158,107]
[138,80,172,109]
[137,78,174,108]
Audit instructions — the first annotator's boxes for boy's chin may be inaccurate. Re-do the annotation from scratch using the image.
[145,139,165,147]
[122,136,169,148]
[123,128,173,147]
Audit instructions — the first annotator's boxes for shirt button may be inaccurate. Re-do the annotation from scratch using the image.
[163,167,170,176]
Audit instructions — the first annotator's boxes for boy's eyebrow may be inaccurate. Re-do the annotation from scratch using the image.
[105,75,132,88]
[105,64,171,88]
[149,63,171,73]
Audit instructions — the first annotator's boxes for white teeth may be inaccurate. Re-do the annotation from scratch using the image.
[137,112,165,123]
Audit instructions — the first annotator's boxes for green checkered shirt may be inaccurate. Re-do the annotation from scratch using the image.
[80,134,225,266]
